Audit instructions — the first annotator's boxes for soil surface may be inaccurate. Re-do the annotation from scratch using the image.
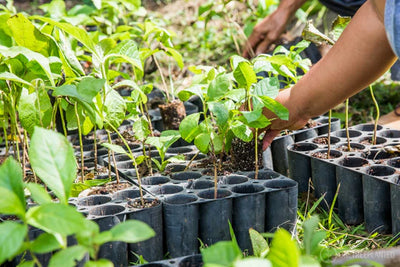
[80,182,131,196]
[159,100,186,130]
[127,198,159,209]
[336,145,364,152]
[313,136,332,145]
[231,137,263,171]
[303,119,321,129]
[311,151,340,159]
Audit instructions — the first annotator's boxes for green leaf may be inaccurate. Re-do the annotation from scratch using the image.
[267,229,299,267]
[299,255,321,267]
[18,261,35,267]
[30,15,97,54]
[31,233,62,254]
[0,72,32,88]
[233,61,257,89]
[25,183,52,205]
[178,85,204,102]
[330,16,351,42]
[257,96,289,120]
[207,74,230,101]
[0,157,26,218]
[132,117,150,141]
[194,133,210,154]
[179,113,200,142]
[106,39,143,73]
[104,90,126,130]
[101,143,129,156]
[70,183,91,197]
[108,220,155,243]
[249,228,269,257]
[225,88,246,102]
[7,13,51,56]
[209,102,229,127]
[165,47,183,69]
[302,216,326,256]
[18,89,40,136]
[26,203,86,237]
[77,77,105,103]
[84,259,113,267]
[231,121,253,142]
[253,77,280,99]
[48,245,87,267]
[29,127,77,204]
[234,258,272,267]
[0,222,27,264]
[240,109,271,129]
[202,241,242,266]
[230,55,248,70]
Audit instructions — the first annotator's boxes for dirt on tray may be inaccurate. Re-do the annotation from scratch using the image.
[159,100,186,130]
[127,198,159,209]
[231,137,263,171]
[303,119,321,129]
[337,145,364,152]
[81,182,131,197]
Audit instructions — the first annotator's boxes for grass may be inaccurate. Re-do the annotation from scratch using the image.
[295,181,398,263]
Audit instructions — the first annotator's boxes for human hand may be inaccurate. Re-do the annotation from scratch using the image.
[242,9,290,59]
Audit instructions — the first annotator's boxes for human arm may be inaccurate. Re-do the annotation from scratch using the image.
[242,0,307,59]
[262,0,397,150]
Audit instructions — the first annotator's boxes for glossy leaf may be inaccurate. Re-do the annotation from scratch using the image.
[7,13,51,56]
[257,96,289,120]
[233,61,257,89]
[77,77,105,103]
[0,72,32,88]
[132,117,150,141]
[104,90,126,130]
[48,245,87,267]
[179,113,200,142]
[202,241,242,267]
[249,228,269,257]
[25,183,52,205]
[85,259,113,267]
[0,157,26,218]
[267,229,299,267]
[207,73,230,101]
[29,127,77,204]
[27,203,86,236]
[231,121,253,142]
[302,20,334,46]
[108,220,155,243]
[253,77,280,99]
[240,109,271,129]
[101,143,129,156]
[0,222,27,264]
[165,47,183,69]
[209,102,228,127]
[330,16,351,42]
[194,132,210,154]
[31,233,62,254]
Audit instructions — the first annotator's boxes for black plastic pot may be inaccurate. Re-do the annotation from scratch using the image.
[271,135,294,176]
[127,199,164,262]
[362,166,394,234]
[310,150,342,210]
[198,189,233,246]
[288,142,319,193]
[163,194,200,257]
[264,179,298,233]
[231,183,266,253]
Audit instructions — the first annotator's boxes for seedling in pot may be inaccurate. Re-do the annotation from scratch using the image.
[0,127,155,266]
[145,130,184,172]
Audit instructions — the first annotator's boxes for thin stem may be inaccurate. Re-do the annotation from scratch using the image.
[107,149,112,180]
[58,99,67,137]
[93,125,98,172]
[184,151,200,171]
[345,99,351,151]
[255,128,259,180]
[107,131,120,184]
[213,154,218,200]
[74,103,85,182]
[153,55,170,102]
[327,110,332,159]
[369,85,380,145]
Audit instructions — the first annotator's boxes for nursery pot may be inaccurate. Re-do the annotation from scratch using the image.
[163,194,200,257]
[271,135,294,176]
[198,189,233,246]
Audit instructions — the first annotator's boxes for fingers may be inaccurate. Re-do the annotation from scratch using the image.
[262,130,280,151]
[243,32,263,59]
[255,38,272,55]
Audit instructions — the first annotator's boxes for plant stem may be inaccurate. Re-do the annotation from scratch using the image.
[369,85,380,145]
[74,102,85,182]
[327,110,332,159]
[93,125,98,172]
[58,99,67,137]
[184,151,200,171]
[107,131,120,184]
[213,154,218,200]
[107,149,112,180]
[255,128,259,180]
[345,99,351,151]
[152,55,170,102]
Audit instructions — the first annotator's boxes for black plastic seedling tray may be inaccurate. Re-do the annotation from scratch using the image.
[288,123,400,234]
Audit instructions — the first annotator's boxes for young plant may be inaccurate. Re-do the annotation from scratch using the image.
[145,130,184,172]
[0,127,155,266]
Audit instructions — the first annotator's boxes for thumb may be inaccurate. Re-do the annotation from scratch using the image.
[262,130,280,151]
